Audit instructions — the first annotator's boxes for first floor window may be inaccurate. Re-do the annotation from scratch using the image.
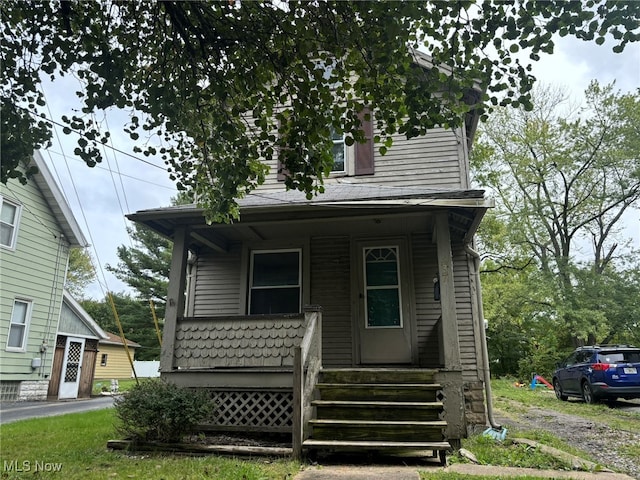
[7,299,31,350]
[249,250,301,314]
[1,197,21,249]
[100,353,108,366]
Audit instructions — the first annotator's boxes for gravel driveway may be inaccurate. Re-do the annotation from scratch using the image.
[495,399,640,479]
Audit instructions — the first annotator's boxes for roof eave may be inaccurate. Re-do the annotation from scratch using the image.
[30,152,88,248]
[62,290,109,340]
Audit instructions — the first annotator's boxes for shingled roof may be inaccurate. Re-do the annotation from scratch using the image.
[129,182,489,219]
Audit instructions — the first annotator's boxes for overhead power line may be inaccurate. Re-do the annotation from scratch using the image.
[21,105,168,171]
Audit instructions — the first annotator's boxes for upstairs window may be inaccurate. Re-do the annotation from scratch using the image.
[7,299,32,351]
[330,128,346,173]
[278,107,374,180]
[1,197,21,250]
[249,250,301,315]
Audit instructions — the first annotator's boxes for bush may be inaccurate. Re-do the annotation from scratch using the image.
[114,379,215,443]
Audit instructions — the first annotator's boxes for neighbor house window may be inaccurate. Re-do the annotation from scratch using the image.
[100,353,108,366]
[7,299,32,350]
[249,250,301,314]
[1,197,21,249]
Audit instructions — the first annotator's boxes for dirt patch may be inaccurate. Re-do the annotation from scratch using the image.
[495,403,640,478]
[186,433,291,449]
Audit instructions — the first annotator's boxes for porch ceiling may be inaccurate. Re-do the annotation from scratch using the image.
[127,184,493,250]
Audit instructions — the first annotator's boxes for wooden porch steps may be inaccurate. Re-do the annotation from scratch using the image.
[302,369,450,463]
[303,439,451,450]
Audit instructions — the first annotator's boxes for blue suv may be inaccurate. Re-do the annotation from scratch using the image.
[552,345,640,404]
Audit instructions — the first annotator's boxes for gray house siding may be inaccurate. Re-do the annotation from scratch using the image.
[354,129,466,189]
[192,244,243,316]
[412,233,442,367]
[310,235,352,367]
[260,127,466,190]
[452,247,479,382]
[186,230,476,373]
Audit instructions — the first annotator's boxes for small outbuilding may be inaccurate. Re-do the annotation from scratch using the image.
[48,291,107,400]
[94,332,140,380]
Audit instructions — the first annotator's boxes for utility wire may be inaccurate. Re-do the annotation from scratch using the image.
[20,104,167,171]
[45,149,175,191]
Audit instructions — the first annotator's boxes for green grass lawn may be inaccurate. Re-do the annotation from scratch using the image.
[0,409,299,479]
[4,378,634,479]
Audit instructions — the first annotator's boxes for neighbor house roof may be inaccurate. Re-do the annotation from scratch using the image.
[30,151,88,248]
[100,332,141,348]
[60,290,109,340]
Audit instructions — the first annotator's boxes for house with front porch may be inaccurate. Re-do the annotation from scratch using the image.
[128,52,493,460]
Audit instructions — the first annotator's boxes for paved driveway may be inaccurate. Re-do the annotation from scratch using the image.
[0,396,116,424]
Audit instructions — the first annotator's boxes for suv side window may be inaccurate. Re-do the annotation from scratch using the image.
[576,351,594,364]
[564,352,579,367]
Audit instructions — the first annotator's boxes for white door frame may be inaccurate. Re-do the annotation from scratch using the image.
[58,336,85,399]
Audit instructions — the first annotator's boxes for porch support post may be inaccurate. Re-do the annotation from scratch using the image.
[435,212,461,371]
[160,226,189,373]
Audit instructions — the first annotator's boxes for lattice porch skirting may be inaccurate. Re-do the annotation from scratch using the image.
[201,388,294,433]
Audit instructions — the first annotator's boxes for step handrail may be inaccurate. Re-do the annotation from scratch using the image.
[292,306,323,459]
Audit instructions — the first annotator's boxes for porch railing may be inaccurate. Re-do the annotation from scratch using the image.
[292,306,323,459]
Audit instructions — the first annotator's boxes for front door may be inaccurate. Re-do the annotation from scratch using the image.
[58,337,85,399]
[357,240,413,364]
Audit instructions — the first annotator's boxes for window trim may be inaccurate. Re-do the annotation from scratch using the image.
[329,128,349,175]
[6,298,33,352]
[100,353,108,367]
[248,248,302,315]
[1,196,22,251]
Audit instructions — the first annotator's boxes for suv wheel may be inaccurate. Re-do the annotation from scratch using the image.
[553,379,568,401]
[581,381,596,404]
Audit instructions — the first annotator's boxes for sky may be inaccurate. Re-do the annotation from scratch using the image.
[38,33,640,300]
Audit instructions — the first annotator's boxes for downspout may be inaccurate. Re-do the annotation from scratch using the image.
[465,244,501,430]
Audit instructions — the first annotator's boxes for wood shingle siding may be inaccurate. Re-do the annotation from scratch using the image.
[174,315,306,368]
[310,236,352,367]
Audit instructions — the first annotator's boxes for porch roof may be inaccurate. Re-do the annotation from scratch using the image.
[127,183,493,247]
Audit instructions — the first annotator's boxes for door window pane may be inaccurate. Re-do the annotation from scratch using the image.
[364,247,402,328]
[250,250,301,314]
[367,289,401,327]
